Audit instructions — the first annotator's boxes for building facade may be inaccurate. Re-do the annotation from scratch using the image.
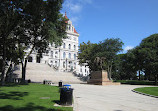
[28,13,89,76]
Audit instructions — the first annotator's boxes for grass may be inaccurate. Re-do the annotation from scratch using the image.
[0,83,73,111]
[114,80,155,85]
[134,87,158,96]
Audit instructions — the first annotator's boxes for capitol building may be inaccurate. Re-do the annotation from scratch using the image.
[28,13,90,77]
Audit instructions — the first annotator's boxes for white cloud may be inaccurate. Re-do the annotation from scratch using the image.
[78,0,93,4]
[70,16,79,23]
[62,0,93,26]
[64,1,82,13]
[124,46,134,51]
[64,0,93,13]
[70,4,82,13]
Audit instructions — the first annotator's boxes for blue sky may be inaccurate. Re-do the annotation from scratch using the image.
[61,0,158,53]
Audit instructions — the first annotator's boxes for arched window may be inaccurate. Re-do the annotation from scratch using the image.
[74,45,76,50]
[69,53,71,59]
[63,52,66,59]
[69,44,71,49]
[63,43,66,49]
[74,54,76,60]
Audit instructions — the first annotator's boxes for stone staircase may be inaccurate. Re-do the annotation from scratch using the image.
[14,62,84,84]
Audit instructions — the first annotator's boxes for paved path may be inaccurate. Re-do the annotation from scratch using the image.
[72,84,158,111]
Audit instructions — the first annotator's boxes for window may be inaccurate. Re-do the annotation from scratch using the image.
[51,51,53,58]
[55,51,58,58]
[63,52,66,59]
[74,54,76,60]
[69,44,71,49]
[74,63,76,69]
[63,62,65,68]
[69,25,71,30]
[80,68,82,72]
[63,43,66,49]
[74,45,76,50]
[69,53,71,59]
[55,61,57,66]
[68,61,72,68]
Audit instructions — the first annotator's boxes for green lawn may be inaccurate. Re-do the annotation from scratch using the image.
[114,80,155,85]
[134,87,158,96]
[0,83,73,111]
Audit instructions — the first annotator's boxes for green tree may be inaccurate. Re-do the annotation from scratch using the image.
[0,0,23,85]
[98,38,124,80]
[78,38,124,80]
[78,41,98,71]
[113,52,137,80]
[16,0,66,83]
[139,34,158,84]
[0,0,66,84]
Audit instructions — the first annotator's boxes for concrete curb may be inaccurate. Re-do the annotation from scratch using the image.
[132,89,158,98]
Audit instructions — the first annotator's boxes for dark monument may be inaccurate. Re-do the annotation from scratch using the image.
[87,57,120,85]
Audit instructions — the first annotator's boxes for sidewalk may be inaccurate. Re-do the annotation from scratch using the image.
[72,84,158,111]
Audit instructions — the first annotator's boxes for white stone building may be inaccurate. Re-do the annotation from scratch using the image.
[28,13,89,76]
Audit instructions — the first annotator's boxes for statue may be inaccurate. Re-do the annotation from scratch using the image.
[94,57,106,70]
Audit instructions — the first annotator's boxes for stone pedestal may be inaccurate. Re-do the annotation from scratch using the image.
[87,70,120,85]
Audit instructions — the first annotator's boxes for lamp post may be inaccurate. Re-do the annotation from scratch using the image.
[59,48,60,71]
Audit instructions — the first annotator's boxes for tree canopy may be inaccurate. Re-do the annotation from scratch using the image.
[78,38,124,80]
[112,34,158,84]
[0,0,66,85]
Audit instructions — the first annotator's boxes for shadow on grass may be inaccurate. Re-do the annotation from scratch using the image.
[0,82,30,87]
[0,103,63,111]
[0,91,28,100]
[53,100,60,105]
[1,83,20,87]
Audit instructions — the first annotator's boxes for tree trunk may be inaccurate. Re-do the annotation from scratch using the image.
[107,63,112,80]
[138,70,141,81]
[109,63,112,80]
[0,37,6,86]
[5,61,13,83]
[155,74,158,85]
[107,65,110,80]
[21,59,27,83]
[149,73,151,81]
